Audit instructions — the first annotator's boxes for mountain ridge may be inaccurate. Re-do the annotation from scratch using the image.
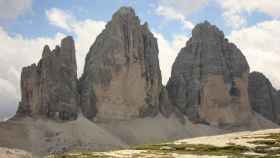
[0,6,279,157]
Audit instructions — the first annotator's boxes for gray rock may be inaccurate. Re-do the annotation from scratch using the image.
[167,21,253,126]
[159,87,173,118]
[79,7,162,121]
[248,71,280,124]
[16,36,79,120]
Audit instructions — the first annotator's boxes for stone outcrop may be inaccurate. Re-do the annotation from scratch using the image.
[16,36,79,120]
[248,71,280,124]
[79,7,162,121]
[166,21,253,127]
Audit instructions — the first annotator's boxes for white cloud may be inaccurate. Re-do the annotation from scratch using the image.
[155,6,194,30]
[154,32,188,84]
[155,0,208,30]
[217,0,280,29]
[46,8,73,31]
[223,11,247,29]
[228,20,280,89]
[0,0,32,21]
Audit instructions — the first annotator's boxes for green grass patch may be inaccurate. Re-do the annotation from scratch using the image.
[134,143,252,157]
[48,133,280,158]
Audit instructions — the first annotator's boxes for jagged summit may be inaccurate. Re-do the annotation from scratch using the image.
[106,7,152,33]
[42,45,51,58]
[191,21,224,41]
[109,7,139,26]
[113,6,136,17]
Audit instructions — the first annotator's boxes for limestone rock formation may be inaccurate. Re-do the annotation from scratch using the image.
[16,36,79,120]
[79,7,162,121]
[167,21,253,127]
[248,71,280,124]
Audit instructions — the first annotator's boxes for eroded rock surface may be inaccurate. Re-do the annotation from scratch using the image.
[16,36,79,120]
[248,71,280,124]
[79,7,162,121]
[167,21,253,127]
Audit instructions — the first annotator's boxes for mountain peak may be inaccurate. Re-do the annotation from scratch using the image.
[42,45,51,58]
[61,36,74,49]
[113,6,136,18]
[192,21,224,41]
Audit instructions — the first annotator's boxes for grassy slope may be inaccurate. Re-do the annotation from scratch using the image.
[47,130,280,158]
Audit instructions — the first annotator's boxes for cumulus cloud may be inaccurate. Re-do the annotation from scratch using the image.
[0,0,32,21]
[154,32,188,84]
[155,0,208,30]
[223,11,247,29]
[46,8,73,31]
[155,5,194,30]
[46,8,106,76]
[228,20,280,89]
[217,0,280,29]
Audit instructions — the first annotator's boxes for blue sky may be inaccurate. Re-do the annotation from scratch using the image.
[1,0,280,119]
[4,0,272,40]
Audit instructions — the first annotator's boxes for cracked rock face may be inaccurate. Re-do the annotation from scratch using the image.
[248,72,280,124]
[17,36,79,120]
[79,7,162,121]
[167,21,253,126]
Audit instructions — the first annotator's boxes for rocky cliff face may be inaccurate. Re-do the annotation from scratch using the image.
[15,7,278,128]
[248,71,280,124]
[167,21,253,127]
[16,36,79,120]
[79,7,162,121]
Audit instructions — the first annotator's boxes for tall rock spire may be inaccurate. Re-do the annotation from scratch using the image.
[79,7,162,121]
[167,21,253,127]
[17,36,79,120]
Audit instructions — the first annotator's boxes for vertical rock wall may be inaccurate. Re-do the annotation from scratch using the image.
[79,7,162,121]
[17,36,79,120]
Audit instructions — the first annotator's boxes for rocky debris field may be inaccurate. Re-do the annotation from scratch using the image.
[0,147,32,158]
